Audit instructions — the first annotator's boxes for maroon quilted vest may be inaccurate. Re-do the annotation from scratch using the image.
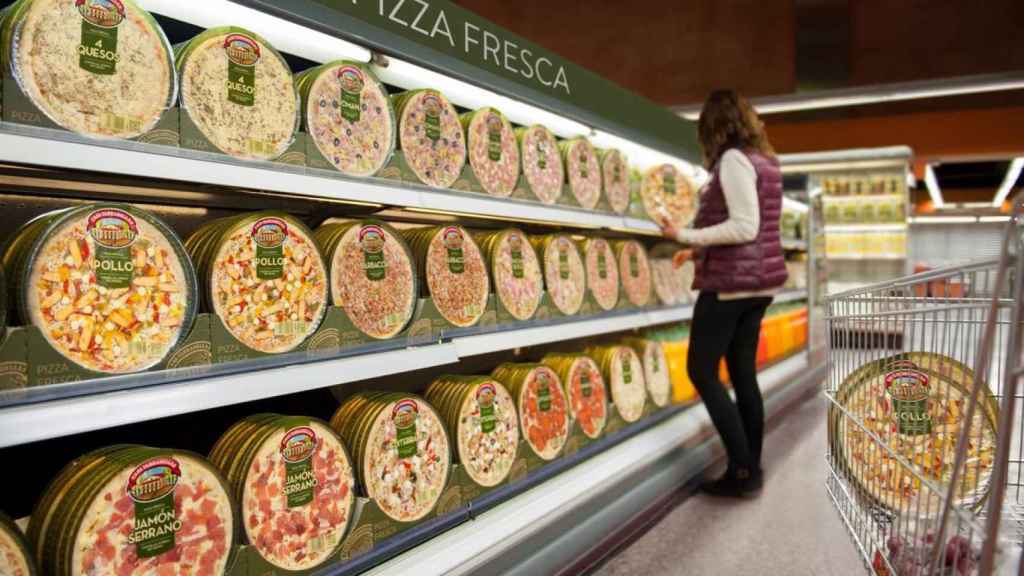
[692,149,788,292]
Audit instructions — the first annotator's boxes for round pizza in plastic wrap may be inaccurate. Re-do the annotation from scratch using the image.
[426,375,520,488]
[186,212,328,354]
[641,164,697,228]
[531,234,585,316]
[28,445,236,576]
[476,229,543,321]
[403,225,490,328]
[516,125,563,204]
[297,60,395,177]
[589,345,647,423]
[560,138,601,209]
[2,0,176,139]
[316,220,417,340]
[492,363,570,461]
[831,352,998,517]
[461,108,520,198]
[331,393,451,523]
[2,204,196,374]
[210,415,356,570]
[579,237,620,311]
[599,149,630,214]
[613,239,652,307]
[176,27,299,160]
[542,353,608,439]
[393,89,466,189]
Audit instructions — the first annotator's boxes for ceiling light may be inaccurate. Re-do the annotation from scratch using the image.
[979,216,1012,223]
[992,158,1024,207]
[924,165,944,208]
[373,57,590,140]
[673,71,1024,119]
[138,0,371,64]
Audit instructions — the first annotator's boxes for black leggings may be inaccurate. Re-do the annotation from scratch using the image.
[687,291,772,472]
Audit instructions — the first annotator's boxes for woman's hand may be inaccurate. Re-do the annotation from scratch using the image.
[659,218,680,241]
[672,249,694,269]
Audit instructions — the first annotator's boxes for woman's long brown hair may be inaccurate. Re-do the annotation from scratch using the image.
[697,89,775,169]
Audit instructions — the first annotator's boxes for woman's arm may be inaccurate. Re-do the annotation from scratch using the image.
[673,150,760,247]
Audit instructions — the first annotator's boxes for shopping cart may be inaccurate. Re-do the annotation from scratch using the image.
[825,198,1024,575]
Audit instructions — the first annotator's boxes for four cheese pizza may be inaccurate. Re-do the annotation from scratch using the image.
[3,0,176,138]
[177,27,299,160]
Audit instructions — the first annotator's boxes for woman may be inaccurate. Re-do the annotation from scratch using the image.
[660,90,788,497]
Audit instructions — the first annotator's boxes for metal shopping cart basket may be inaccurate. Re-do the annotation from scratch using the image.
[825,199,1024,575]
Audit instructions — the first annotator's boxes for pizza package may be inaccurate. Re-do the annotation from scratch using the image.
[425,375,520,488]
[541,353,609,440]
[491,363,570,461]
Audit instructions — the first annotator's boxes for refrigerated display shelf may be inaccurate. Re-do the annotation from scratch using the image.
[782,239,809,251]
[827,254,907,261]
[0,123,656,234]
[774,290,811,304]
[352,352,815,576]
[824,224,907,233]
[0,297,722,448]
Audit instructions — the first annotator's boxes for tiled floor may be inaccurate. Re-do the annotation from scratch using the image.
[592,394,864,576]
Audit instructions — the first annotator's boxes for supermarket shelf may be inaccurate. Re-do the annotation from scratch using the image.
[0,304,698,448]
[827,254,907,261]
[0,123,652,234]
[453,305,693,358]
[360,352,816,576]
[0,344,459,448]
[782,239,809,251]
[774,290,809,304]
[824,223,908,233]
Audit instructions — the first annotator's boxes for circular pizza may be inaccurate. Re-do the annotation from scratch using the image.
[5,204,196,374]
[5,0,176,139]
[316,220,417,340]
[426,376,520,487]
[177,27,299,160]
[393,89,466,189]
[403,225,490,328]
[492,363,570,461]
[187,212,328,354]
[832,352,998,517]
[461,108,520,198]
[298,60,395,177]
[560,138,601,209]
[516,125,564,204]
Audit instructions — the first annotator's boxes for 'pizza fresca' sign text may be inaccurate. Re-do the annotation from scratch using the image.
[347,0,571,95]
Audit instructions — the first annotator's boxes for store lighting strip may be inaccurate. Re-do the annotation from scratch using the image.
[992,157,1024,207]
[909,216,1007,224]
[673,71,1024,119]
[138,0,372,64]
[142,1,697,172]
[924,165,945,208]
[372,56,590,139]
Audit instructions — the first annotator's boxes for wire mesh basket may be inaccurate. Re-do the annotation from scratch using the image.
[825,200,1024,575]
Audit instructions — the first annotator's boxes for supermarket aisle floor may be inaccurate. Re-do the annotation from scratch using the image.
[591,393,863,576]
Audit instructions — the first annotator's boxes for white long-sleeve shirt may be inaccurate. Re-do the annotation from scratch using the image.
[675,149,780,301]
